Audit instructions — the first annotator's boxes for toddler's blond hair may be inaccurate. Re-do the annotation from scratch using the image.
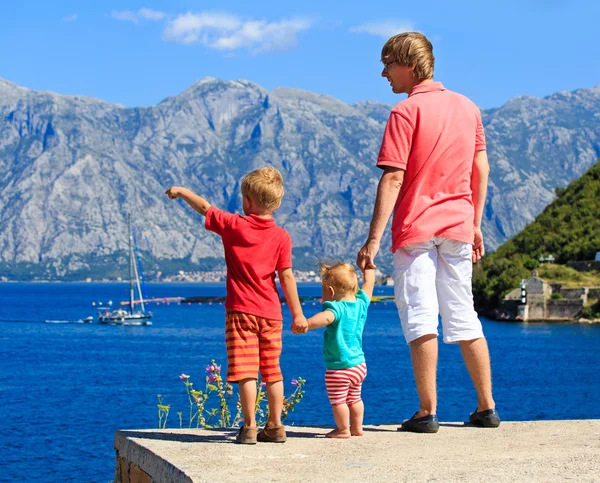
[319,262,358,298]
[381,32,434,82]
[241,166,284,212]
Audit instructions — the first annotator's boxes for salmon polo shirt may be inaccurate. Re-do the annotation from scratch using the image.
[377,81,487,252]
[205,206,293,321]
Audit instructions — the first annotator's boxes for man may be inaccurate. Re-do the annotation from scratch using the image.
[356,32,500,433]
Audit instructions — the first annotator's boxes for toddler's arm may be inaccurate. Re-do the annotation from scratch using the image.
[361,267,375,300]
[278,268,308,334]
[307,310,335,330]
[165,186,211,217]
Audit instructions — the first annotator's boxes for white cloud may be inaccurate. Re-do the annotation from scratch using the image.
[112,10,140,24]
[112,8,166,24]
[63,13,78,22]
[163,12,312,53]
[139,8,167,21]
[350,21,414,38]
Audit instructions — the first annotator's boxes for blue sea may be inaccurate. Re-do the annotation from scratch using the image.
[0,282,599,482]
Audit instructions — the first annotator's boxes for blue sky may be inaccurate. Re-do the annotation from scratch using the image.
[1,0,598,109]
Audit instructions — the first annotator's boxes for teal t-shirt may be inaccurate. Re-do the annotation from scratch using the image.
[322,289,370,370]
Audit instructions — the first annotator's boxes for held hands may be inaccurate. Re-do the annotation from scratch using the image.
[473,226,485,263]
[165,186,184,200]
[356,239,380,271]
[291,314,308,334]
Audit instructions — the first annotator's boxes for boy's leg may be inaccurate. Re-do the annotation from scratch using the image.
[347,363,367,436]
[256,317,287,442]
[238,378,258,428]
[225,311,260,436]
[265,381,284,427]
[257,318,284,427]
[349,401,364,436]
[327,404,351,438]
[325,368,352,438]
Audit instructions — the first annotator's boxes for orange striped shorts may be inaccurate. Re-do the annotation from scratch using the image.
[225,310,283,383]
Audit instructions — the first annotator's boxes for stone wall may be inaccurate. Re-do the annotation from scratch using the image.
[545,299,584,319]
[558,287,587,302]
[588,288,600,300]
[528,301,546,320]
[526,278,547,295]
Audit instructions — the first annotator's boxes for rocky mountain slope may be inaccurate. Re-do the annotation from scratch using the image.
[0,77,599,279]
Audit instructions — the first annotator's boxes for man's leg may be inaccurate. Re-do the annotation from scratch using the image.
[410,333,438,417]
[435,238,497,422]
[459,338,495,411]
[393,241,440,419]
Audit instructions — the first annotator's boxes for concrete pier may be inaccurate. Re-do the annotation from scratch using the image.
[114,420,600,482]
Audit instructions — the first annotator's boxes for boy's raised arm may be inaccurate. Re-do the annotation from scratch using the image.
[165,186,211,217]
[278,267,308,334]
[361,268,375,300]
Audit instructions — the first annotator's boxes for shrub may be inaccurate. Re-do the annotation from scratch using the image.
[157,360,306,429]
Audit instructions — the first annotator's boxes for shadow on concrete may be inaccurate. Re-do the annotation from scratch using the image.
[285,430,327,438]
[439,422,470,428]
[118,430,235,443]
[362,426,399,432]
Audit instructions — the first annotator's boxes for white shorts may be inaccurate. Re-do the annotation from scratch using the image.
[392,237,484,345]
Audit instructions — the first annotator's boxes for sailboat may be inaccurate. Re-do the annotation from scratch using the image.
[98,215,153,326]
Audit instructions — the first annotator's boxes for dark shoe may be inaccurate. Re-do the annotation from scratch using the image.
[469,408,501,428]
[257,423,287,443]
[235,425,257,444]
[398,412,439,433]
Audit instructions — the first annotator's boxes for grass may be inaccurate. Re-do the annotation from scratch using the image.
[537,264,600,288]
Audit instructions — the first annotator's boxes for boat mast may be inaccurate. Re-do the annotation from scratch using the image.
[128,214,135,315]
[131,216,146,315]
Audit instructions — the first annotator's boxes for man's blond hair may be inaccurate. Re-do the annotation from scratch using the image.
[319,262,358,297]
[381,32,434,81]
[241,166,284,212]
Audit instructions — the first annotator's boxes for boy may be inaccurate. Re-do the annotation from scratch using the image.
[166,166,308,444]
[305,263,374,438]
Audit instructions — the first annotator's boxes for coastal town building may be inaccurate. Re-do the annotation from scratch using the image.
[498,271,600,321]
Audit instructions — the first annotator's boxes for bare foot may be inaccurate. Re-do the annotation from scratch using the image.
[325,428,351,439]
[351,430,363,436]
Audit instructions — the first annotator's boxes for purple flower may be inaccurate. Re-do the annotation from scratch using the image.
[205,365,213,373]
[179,374,190,380]
[291,379,298,386]
[208,374,216,383]
[259,382,266,387]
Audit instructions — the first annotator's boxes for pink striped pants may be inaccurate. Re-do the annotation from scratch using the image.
[325,362,367,406]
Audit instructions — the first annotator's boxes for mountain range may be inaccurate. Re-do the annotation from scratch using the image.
[0,77,599,279]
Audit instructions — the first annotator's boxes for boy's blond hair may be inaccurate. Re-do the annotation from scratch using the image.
[241,166,284,212]
[381,32,434,82]
[319,262,358,297]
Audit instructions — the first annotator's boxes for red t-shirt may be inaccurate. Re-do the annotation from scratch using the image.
[205,206,292,320]
[377,81,486,251]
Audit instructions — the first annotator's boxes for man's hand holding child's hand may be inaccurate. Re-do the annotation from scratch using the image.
[292,315,308,334]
